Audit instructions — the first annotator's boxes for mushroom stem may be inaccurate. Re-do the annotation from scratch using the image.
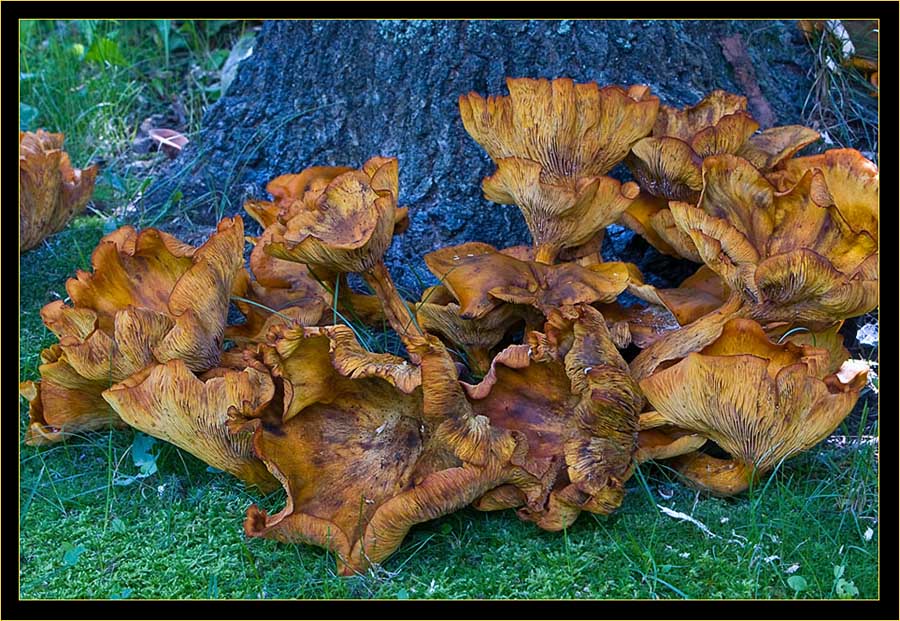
[533,243,559,265]
[669,452,758,496]
[363,260,425,352]
[630,293,748,382]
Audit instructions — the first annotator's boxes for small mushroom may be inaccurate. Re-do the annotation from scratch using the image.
[148,128,189,159]
[19,130,98,253]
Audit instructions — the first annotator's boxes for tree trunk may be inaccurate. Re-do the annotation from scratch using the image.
[150,19,816,293]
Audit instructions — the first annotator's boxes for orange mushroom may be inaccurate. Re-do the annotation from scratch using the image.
[630,152,877,381]
[621,91,820,259]
[264,157,423,348]
[460,78,659,180]
[766,148,879,242]
[236,325,532,575]
[415,285,526,377]
[639,318,869,495]
[460,78,657,262]
[20,130,98,253]
[20,345,127,446]
[20,219,246,445]
[669,154,877,326]
[482,158,640,263]
[424,242,630,320]
[102,359,279,492]
[243,165,354,228]
[463,305,642,530]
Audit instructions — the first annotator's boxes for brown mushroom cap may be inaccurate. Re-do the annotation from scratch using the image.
[238,326,528,575]
[652,90,748,140]
[424,242,629,320]
[621,92,820,259]
[462,305,642,530]
[61,217,246,372]
[265,157,400,274]
[766,148,879,242]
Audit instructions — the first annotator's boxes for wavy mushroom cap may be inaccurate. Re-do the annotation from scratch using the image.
[424,242,629,319]
[460,77,659,180]
[639,318,868,495]
[265,156,401,274]
[225,229,333,345]
[20,129,99,252]
[244,165,355,228]
[102,359,279,492]
[238,326,526,575]
[53,217,246,374]
[628,122,819,204]
[669,154,878,325]
[622,92,819,254]
[652,90,749,140]
[626,91,756,202]
[20,345,126,446]
[766,148,879,242]
[23,220,246,445]
[463,305,642,530]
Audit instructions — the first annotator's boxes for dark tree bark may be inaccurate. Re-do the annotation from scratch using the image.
[151,19,816,293]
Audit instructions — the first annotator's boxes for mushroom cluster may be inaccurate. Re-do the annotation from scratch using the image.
[21,78,877,574]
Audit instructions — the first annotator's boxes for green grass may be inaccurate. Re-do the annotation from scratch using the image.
[19,19,255,224]
[18,228,879,599]
[801,21,879,155]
